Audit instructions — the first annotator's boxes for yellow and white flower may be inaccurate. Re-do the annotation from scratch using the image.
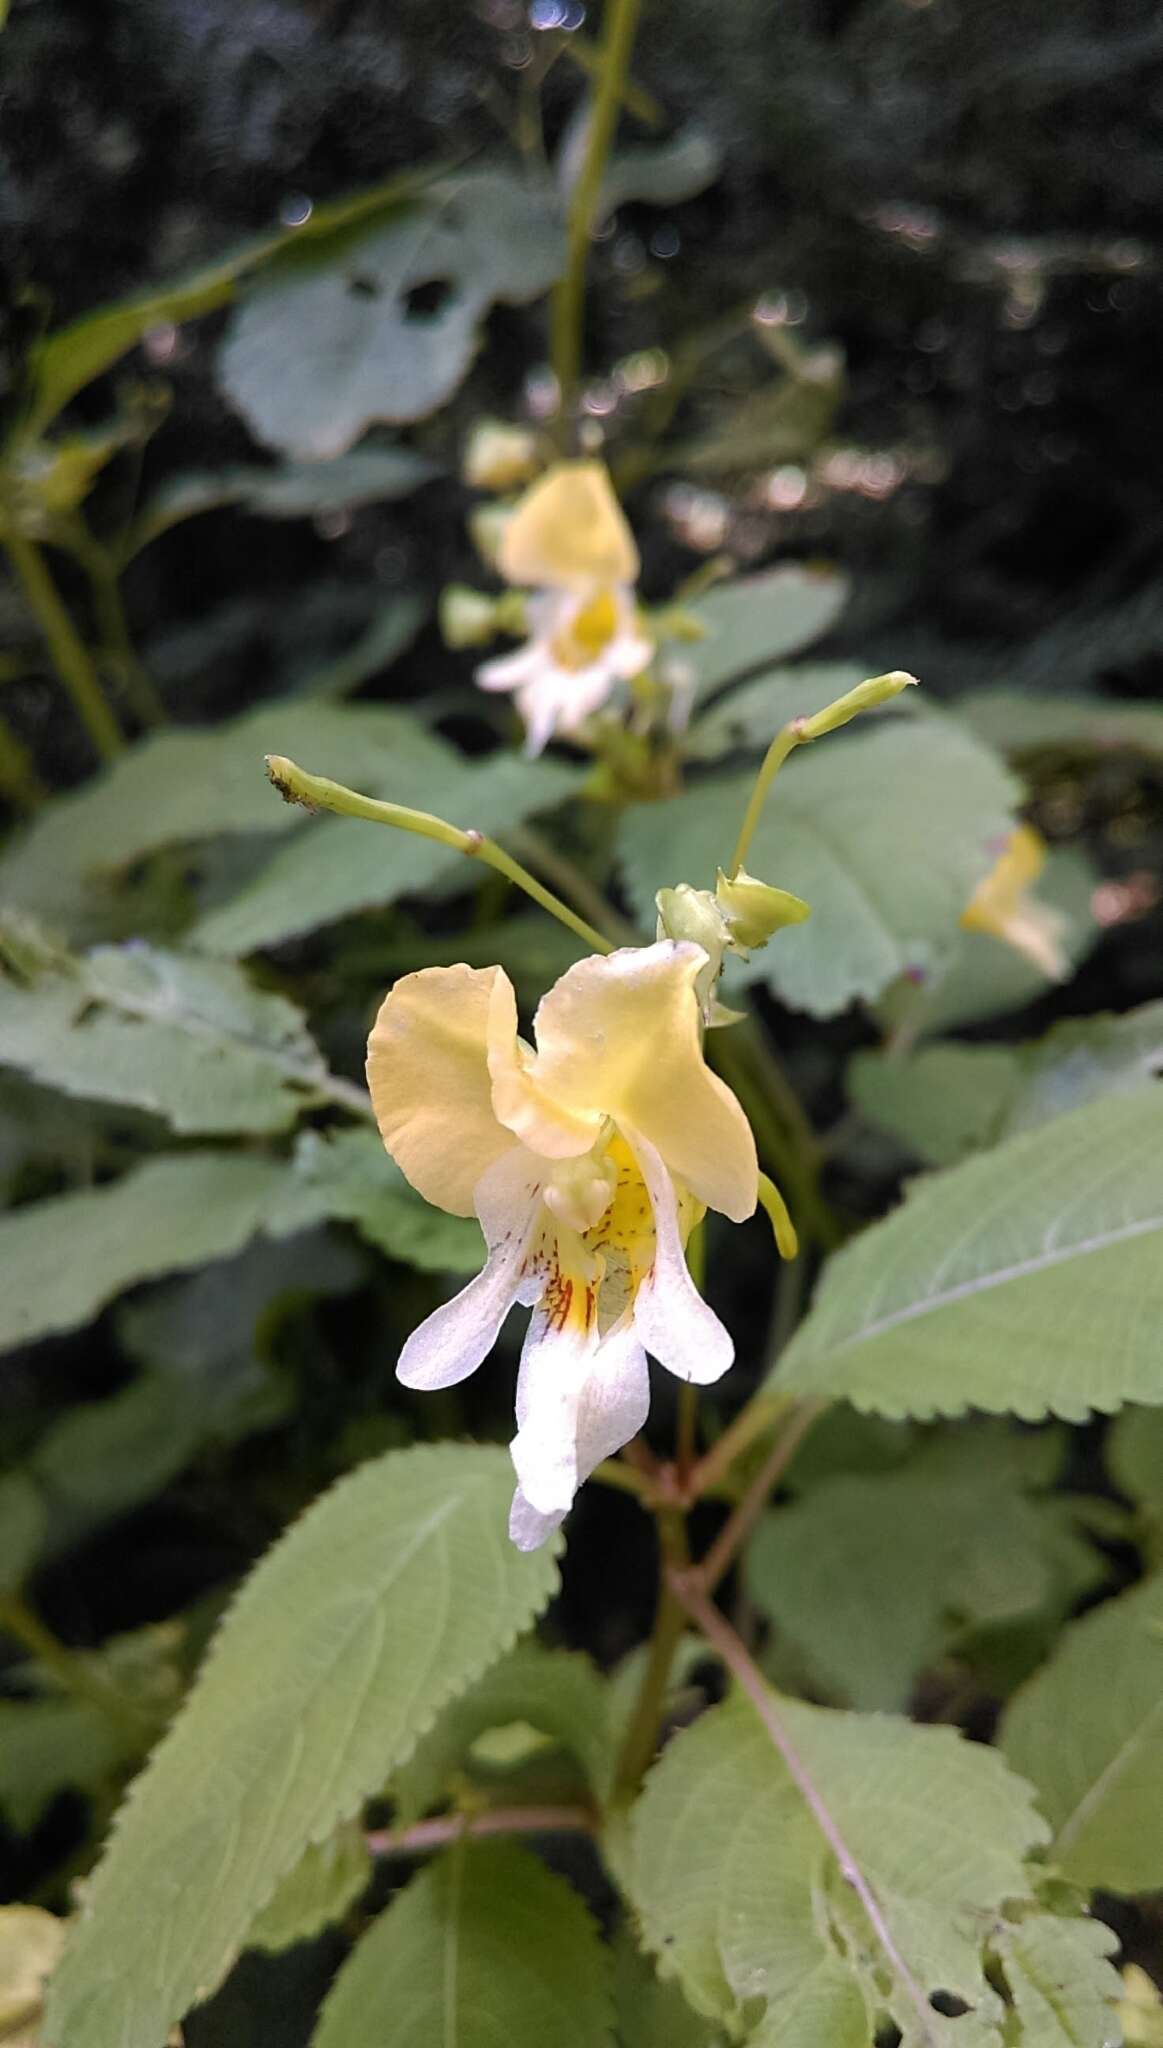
[961,824,1069,980]
[476,460,654,757]
[367,941,757,1549]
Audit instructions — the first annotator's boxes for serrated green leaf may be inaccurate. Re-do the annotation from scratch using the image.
[620,719,1019,1017]
[851,1001,1163,1168]
[246,1821,371,1955]
[311,1842,612,2048]
[219,172,564,457]
[1001,1573,1163,1893]
[392,1642,613,1823]
[0,942,327,1135]
[0,1152,284,1354]
[776,1090,1163,1421]
[991,1915,1121,2048]
[628,1691,1049,2045]
[22,169,434,436]
[269,1129,483,1275]
[612,1931,726,2047]
[44,1444,560,2048]
[131,447,439,550]
[748,1426,1104,1710]
[0,1474,46,1594]
[960,687,1163,763]
[685,661,872,760]
[0,703,452,937]
[192,752,583,955]
[682,567,851,707]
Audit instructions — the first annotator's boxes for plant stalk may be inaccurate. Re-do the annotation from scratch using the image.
[265,755,614,956]
[549,0,644,417]
[613,1506,689,1794]
[365,1803,595,1860]
[0,1592,158,1742]
[2,526,125,761]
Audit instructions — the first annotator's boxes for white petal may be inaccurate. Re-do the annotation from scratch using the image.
[397,1151,541,1391]
[508,1318,649,1551]
[515,673,567,757]
[509,1307,596,1516]
[607,626,654,682]
[624,1124,735,1385]
[476,643,543,693]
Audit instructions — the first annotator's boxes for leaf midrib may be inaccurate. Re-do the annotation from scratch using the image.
[1054,1686,1163,1866]
[827,1210,1163,1352]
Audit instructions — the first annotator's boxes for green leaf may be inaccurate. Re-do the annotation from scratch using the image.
[960,687,1163,763]
[219,172,564,457]
[848,1043,1022,1168]
[1001,1572,1163,1893]
[682,567,851,707]
[851,1000,1163,1167]
[0,941,328,1135]
[1108,1405,1163,1523]
[776,1090,1163,1421]
[0,1152,284,1354]
[597,126,720,213]
[669,350,845,479]
[130,446,439,550]
[0,702,453,937]
[22,168,435,436]
[44,1444,561,2048]
[311,1842,613,2048]
[747,1427,1104,1710]
[620,719,1020,1017]
[628,1691,1051,2045]
[612,1932,726,2048]
[246,1821,371,1955]
[391,1642,613,1824]
[686,661,872,761]
[270,1129,483,1275]
[0,1699,131,1836]
[192,752,583,956]
[0,1474,46,1594]
[990,1915,1121,2048]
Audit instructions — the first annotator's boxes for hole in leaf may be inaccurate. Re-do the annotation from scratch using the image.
[404,276,454,320]
[930,1990,971,2018]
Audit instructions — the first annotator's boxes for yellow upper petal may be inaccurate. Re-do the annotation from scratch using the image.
[366,964,519,1216]
[961,824,1046,932]
[526,941,758,1222]
[497,460,639,593]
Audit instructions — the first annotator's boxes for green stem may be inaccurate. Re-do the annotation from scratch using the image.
[66,518,166,728]
[614,1505,690,1795]
[266,755,614,956]
[506,821,636,946]
[0,706,46,810]
[561,27,663,126]
[728,670,918,878]
[2,526,125,761]
[694,1397,824,1593]
[0,1592,157,1742]
[549,0,644,416]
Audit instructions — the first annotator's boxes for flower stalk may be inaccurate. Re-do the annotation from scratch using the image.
[2,525,125,762]
[265,754,613,956]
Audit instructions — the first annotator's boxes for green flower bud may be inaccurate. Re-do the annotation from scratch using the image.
[462,419,540,493]
[714,867,811,951]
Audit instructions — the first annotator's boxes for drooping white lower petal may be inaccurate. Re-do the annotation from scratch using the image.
[623,1123,735,1386]
[509,1303,598,1518]
[509,1317,650,1551]
[396,1151,541,1391]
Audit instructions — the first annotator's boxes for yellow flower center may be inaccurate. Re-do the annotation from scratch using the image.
[528,1135,702,1338]
[550,588,620,671]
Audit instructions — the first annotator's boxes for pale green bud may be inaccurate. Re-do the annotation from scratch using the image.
[714,866,811,951]
[468,500,514,571]
[655,883,729,1022]
[438,585,503,650]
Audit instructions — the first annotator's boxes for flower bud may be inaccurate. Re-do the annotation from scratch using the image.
[715,867,811,951]
[463,419,540,494]
[438,585,503,650]
[467,500,514,572]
